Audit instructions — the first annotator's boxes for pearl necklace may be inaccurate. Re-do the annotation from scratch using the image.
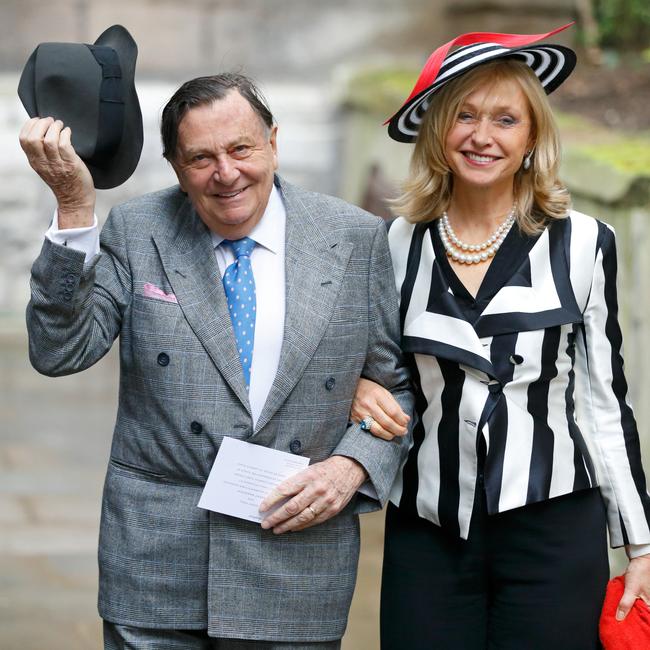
[438,207,516,265]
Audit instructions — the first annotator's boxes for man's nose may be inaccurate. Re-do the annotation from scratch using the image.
[213,156,239,184]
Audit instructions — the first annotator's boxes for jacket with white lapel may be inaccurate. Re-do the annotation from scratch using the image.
[387,212,650,545]
[397,216,583,382]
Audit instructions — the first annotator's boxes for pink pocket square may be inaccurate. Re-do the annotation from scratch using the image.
[143,282,178,304]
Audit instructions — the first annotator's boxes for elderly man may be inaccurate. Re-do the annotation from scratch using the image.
[20,72,412,649]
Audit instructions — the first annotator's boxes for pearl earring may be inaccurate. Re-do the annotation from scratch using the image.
[523,150,533,171]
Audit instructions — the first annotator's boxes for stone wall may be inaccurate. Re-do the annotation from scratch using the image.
[446,0,575,38]
[1,0,446,79]
[0,0,576,83]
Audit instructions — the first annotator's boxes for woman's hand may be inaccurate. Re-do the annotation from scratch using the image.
[351,378,410,441]
[617,554,650,620]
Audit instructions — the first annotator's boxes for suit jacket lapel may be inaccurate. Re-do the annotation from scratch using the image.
[397,218,581,377]
[400,223,495,376]
[473,219,582,337]
[153,197,251,413]
[254,178,353,433]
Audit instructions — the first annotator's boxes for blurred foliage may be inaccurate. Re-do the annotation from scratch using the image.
[595,0,650,51]
[344,68,416,116]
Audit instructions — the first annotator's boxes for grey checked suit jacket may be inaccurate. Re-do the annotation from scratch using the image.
[27,176,413,642]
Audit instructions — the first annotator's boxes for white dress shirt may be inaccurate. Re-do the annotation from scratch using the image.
[210,185,286,425]
[45,185,287,426]
[46,212,101,259]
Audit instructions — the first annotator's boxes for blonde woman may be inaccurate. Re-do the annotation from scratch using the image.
[352,25,650,649]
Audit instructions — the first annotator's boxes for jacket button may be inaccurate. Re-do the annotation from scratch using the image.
[190,421,203,434]
[289,439,302,454]
[509,354,524,365]
[325,377,336,391]
[157,352,170,367]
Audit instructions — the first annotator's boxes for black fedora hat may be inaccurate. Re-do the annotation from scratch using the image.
[387,23,576,143]
[18,24,143,189]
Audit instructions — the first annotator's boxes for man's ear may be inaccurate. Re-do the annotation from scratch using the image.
[269,126,279,170]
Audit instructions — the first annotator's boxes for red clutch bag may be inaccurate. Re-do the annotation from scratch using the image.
[600,575,650,650]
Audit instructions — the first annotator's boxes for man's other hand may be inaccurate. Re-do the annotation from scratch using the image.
[19,117,95,228]
[259,455,368,534]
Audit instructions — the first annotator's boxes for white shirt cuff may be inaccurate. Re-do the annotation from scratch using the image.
[45,210,100,262]
[626,543,650,559]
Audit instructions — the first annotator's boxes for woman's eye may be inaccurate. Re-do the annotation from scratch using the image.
[496,116,517,127]
[458,112,475,123]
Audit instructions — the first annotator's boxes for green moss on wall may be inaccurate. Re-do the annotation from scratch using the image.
[554,111,650,177]
[576,140,650,176]
[344,68,417,116]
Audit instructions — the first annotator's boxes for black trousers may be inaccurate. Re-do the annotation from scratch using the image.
[381,488,609,650]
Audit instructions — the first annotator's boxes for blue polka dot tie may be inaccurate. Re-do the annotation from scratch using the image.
[222,237,256,390]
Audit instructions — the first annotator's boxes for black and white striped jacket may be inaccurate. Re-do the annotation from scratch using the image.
[388,210,650,544]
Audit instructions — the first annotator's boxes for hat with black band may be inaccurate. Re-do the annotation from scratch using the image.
[18,24,143,189]
[386,22,577,143]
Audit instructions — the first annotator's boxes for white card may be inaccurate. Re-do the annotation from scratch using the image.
[197,437,310,523]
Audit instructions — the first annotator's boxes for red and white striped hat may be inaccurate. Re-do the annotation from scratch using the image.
[387,23,576,143]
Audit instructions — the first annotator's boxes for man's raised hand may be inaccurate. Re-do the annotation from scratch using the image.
[19,117,95,228]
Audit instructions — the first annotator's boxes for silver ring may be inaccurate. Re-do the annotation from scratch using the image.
[307,504,318,518]
[360,415,374,432]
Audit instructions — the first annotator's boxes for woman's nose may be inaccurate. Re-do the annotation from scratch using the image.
[471,118,493,146]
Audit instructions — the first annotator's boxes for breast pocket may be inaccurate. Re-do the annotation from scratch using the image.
[126,294,218,384]
[131,293,187,335]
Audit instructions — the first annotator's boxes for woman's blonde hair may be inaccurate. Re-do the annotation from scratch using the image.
[392,58,571,234]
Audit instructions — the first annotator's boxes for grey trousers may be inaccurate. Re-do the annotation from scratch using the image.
[103,622,342,650]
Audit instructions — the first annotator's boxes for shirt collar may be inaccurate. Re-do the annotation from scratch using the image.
[210,184,286,254]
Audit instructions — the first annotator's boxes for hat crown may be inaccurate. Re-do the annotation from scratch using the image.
[32,43,103,159]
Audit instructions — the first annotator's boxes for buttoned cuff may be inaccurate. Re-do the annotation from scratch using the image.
[45,210,100,262]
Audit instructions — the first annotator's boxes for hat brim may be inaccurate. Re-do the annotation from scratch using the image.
[89,25,143,189]
[388,43,576,143]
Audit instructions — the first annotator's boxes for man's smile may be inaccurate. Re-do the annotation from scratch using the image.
[214,186,248,199]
